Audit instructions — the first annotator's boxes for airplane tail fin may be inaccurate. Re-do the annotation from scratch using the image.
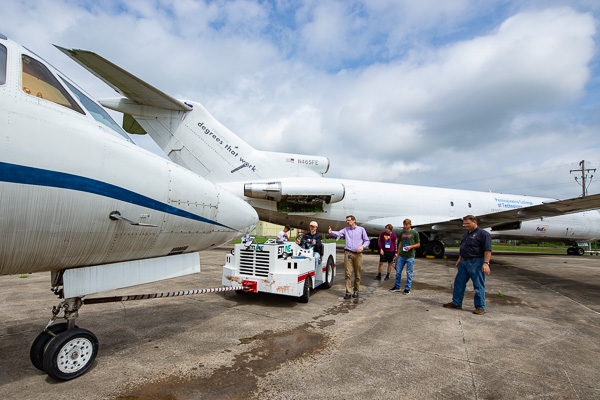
[58,46,330,183]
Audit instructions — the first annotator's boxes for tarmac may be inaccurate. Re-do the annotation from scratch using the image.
[0,245,598,399]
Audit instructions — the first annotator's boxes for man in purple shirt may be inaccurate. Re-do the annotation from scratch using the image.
[329,215,371,299]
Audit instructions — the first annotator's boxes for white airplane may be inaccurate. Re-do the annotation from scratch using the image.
[57,46,600,260]
[0,35,258,380]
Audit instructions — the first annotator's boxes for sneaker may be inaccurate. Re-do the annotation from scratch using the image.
[352,292,359,298]
[384,274,390,281]
[389,287,400,292]
[374,273,381,280]
[473,308,486,315]
[443,302,462,309]
[393,288,403,292]
[343,294,351,299]
[403,289,410,294]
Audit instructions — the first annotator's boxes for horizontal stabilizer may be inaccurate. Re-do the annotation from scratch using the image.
[54,45,191,112]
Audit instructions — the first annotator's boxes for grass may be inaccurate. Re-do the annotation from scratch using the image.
[492,245,567,253]
[444,245,568,254]
[444,245,572,254]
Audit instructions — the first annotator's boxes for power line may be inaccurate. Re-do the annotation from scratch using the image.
[570,160,596,197]
[431,163,573,188]
[493,181,572,193]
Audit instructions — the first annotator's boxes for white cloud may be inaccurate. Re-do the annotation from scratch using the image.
[298,1,365,64]
[308,6,597,194]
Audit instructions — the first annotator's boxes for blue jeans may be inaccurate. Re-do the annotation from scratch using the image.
[452,258,486,309]
[313,252,321,272]
[395,257,414,290]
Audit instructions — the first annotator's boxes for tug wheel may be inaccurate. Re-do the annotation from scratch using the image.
[323,257,334,289]
[299,277,311,303]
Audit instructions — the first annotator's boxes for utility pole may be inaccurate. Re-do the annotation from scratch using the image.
[570,160,596,197]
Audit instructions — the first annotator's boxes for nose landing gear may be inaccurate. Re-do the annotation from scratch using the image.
[29,297,98,381]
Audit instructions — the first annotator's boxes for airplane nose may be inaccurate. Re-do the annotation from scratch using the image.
[215,188,258,234]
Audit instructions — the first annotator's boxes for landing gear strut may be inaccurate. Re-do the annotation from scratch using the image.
[29,297,98,381]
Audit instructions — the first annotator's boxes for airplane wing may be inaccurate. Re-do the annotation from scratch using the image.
[420,193,600,233]
[54,46,191,112]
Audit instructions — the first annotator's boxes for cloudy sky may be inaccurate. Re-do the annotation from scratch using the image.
[3,0,599,199]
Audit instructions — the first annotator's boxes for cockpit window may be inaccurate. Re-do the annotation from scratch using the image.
[61,78,133,143]
[0,44,7,85]
[21,54,84,114]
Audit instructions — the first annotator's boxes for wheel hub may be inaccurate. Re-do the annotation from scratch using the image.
[57,337,93,373]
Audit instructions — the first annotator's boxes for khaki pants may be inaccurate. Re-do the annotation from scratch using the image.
[344,250,362,294]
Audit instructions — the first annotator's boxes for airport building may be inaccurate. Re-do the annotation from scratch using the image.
[252,221,299,239]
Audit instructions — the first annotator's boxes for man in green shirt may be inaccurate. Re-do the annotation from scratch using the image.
[389,219,420,294]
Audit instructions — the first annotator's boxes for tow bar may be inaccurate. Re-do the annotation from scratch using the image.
[83,281,258,305]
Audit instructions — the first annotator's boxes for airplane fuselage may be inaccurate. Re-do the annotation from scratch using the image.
[0,37,258,276]
[220,178,600,243]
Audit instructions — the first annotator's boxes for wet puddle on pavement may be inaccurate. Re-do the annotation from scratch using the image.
[116,322,329,400]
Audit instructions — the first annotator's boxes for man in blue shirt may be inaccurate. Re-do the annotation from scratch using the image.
[443,215,492,314]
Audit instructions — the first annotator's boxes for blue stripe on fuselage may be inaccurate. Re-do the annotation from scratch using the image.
[0,162,234,230]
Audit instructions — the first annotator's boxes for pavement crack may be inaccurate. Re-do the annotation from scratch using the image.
[563,369,582,400]
[458,317,479,400]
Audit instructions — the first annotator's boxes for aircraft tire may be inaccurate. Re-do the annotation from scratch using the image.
[299,277,311,303]
[425,241,445,258]
[30,323,72,371]
[43,328,98,381]
[369,238,379,252]
[323,257,334,289]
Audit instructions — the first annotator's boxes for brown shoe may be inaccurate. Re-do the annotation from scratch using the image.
[473,308,486,315]
[443,302,462,309]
